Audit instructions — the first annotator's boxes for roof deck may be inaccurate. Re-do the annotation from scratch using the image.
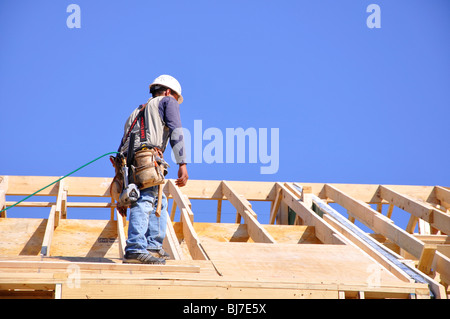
[0,176,448,299]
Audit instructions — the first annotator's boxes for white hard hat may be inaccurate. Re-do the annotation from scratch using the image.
[149,74,183,104]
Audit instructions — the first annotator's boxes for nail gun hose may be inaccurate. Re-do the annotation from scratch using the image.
[0,151,120,215]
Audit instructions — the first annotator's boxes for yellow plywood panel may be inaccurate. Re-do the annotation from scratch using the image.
[50,219,121,259]
[262,224,322,244]
[192,223,321,244]
[193,222,252,243]
[202,242,403,286]
[0,218,46,256]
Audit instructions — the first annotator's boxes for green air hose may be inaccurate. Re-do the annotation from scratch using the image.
[0,151,120,215]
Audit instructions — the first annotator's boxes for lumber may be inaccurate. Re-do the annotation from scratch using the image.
[379,185,450,235]
[0,259,200,273]
[216,199,222,223]
[417,244,437,275]
[40,205,56,256]
[163,217,184,260]
[0,176,8,218]
[311,195,412,282]
[221,181,276,243]
[1,176,449,299]
[325,184,425,258]
[167,180,207,260]
[325,184,450,293]
[269,187,281,224]
[278,183,346,245]
[433,186,450,210]
[116,209,126,260]
[54,179,65,226]
[180,207,207,260]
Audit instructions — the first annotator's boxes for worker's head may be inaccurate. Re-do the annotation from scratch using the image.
[149,75,183,104]
[150,85,180,102]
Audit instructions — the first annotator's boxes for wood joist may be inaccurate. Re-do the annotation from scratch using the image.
[0,175,449,299]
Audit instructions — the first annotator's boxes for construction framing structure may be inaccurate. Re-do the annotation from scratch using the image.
[0,175,449,299]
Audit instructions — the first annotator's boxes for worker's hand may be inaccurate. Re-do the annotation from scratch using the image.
[176,163,188,187]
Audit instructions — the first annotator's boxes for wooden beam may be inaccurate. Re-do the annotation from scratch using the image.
[417,244,437,276]
[386,203,394,219]
[0,176,8,218]
[405,215,418,234]
[170,200,177,221]
[418,219,431,235]
[222,181,276,244]
[5,176,440,203]
[163,218,184,260]
[325,184,450,290]
[311,195,413,283]
[216,182,223,224]
[433,186,450,211]
[0,259,200,273]
[116,209,126,260]
[325,184,425,258]
[180,208,208,260]
[41,205,57,256]
[269,187,282,225]
[0,190,5,218]
[167,180,194,223]
[54,179,66,227]
[4,201,116,209]
[216,199,222,223]
[379,185,450,235]
[167,180,207,260]
[278,183,346,245]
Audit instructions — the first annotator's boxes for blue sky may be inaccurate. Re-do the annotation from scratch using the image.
[1,1,449,226]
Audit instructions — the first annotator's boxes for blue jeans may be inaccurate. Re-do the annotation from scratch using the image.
[125,186,168,254]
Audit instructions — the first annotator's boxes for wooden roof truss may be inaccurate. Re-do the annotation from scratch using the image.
[0,176,448,299]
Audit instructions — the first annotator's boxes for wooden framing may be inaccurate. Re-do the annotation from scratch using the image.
[40,205,56,256]
[0,177,8,218]
[166,180,208,260]
[379,185,450,235]
[222,181,276,243]
[0,175,448,299]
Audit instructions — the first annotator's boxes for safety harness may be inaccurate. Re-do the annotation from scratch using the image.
[111,103,169,217]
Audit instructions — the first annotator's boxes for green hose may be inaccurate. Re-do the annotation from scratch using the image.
[0,151,120,215]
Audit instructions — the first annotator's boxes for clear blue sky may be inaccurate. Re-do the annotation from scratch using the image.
[1,1,449,226]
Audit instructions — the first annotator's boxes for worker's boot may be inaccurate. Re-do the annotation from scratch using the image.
[123,252,165,264]
[148,248,170,260]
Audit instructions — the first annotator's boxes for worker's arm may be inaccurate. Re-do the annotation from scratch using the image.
[159,96,188,186]
[159,96,186,165]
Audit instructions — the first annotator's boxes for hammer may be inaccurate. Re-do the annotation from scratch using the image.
[155,183,163,217]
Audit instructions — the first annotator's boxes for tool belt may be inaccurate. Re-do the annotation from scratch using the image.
[133,147,168,189]
[109,147,168,217]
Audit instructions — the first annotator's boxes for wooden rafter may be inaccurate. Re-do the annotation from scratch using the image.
[166,180,207,260]
[379,185,450,235]
[325,184,425,258]
[278,183,347,245]
[221,181,276,243]
[324,183,450,289]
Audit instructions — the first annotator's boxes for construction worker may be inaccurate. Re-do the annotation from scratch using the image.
[119,74,188,264]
